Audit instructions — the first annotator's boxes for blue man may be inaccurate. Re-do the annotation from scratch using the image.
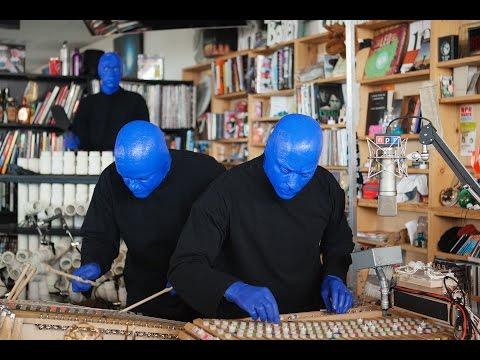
[71,121,225,321]
[168,113,355,323]
[66,52,150,151]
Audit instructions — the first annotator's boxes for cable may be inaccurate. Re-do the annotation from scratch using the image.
[386,116,432,134]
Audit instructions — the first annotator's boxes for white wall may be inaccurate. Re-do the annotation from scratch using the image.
[80,28,196,80]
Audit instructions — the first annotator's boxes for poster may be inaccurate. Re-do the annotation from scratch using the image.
[113,33,144,78]
[460,121,477,156]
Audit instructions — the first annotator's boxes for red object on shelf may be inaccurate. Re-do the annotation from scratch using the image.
[362,181,380,199]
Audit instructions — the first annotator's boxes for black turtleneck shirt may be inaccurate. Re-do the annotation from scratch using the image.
[71,87,149,151]
[168,155,354,319]
[80,150,225,321]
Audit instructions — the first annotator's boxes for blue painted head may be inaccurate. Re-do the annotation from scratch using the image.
[263,114,323,200]
[114,121,171,199]
[98,52,123,95]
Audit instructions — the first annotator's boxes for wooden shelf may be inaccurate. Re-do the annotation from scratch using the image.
[400,244,427,254]
[439,95,480,104]
[214,50,251,61]
[357,198,428,213]
[437,55,480,68]
[358,134,420,141]
[212,138,248,143]
[0,123,64,132]
[356,20,415,31]
[360,167,429,174]
[214,91,247,100]
[471,295,480,302]
[324,166,348,171]
[182,61,212,72]
[321,123,347,129]
[296,32,330,44]
[252,39,295,54]
[251,117,281,122]
[360,69,430,86]
[434,251,468,262]
[431,206,480,220]
[356,238,387,247]
[298,75,346,86]
[251,89,295,98]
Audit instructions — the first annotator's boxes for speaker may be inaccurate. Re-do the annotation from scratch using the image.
[81,49,105,77]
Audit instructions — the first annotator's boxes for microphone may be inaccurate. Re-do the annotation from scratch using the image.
[367,134,409,217]
[377,147,397,216]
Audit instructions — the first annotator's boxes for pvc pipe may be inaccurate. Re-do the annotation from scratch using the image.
[68,286,85,304]
[95,281,118,303]
[39,183,52,204]
[39,151,52,174]
[17,234,28,251]
[38,276,51,301]
[64,203,76,217]
[8,264,22,281]
[27,281,39,300]
[88,184,96,203]
[59,252,72,272]
[46,272,59,293]
[75,184,88,204]
[15,249,30,263]
[2,251,16,265]
[51,184,63,207]
[73,215,84,229]
[75,202,88,217]
[63,184,75,206]
[75,151,88,175]
[63,151,76,175]
[24,200,44,215]
[28,235,39,252]
[88,151,101,175]
[27,157,39,173]
[51,151,63,174]
[37,206,56,221]
[17,183,28,224]
[71,251,81,269]
[0,279,8,298]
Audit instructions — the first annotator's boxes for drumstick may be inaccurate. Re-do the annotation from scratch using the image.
[6,264,31,301]
[120,287,172,313]
[44,265,98,287]
[11,267,37,301]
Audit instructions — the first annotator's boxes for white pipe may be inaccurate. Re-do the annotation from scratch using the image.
[118,277,127,308]
[28,183,39,202]
[2,251,16,265]
[63,203,76,217]
[8,264,22,281]
[24,200,44,215]
[75,202,88,217]
[75,184,89,203]
[37,206,56,221]
[27,281,39,300]
[76,151,89,175]
[15,249,30,263]
[68,285,85,304]
[28,235,39,253]
[73,215,84,229]
[17,183,28,224]
[63,151,76,175]
[46,272,59,293]
[27,158,39,173]
[17,234,28,251]
[39,183,52,204]
[50,236,70,260]
[51,151,63,174]
[88,184,96,203]
[39,151,52,174]
[95,281,118,303]
[71,251,81,269]
[38,276,51,301]
[0,279,8,298]
[59,252,72,272]
[63,184,76,205]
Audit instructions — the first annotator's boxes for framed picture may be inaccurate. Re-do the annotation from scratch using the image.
[137,54,164,80]
[0,44,26,73]
[114,33,144,78]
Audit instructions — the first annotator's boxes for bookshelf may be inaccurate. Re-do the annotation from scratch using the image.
[354,20,480,272]
[182,26,355,230]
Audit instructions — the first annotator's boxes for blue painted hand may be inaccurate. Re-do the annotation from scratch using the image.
[263,114,323,200]
[71,262,101,293]
[114,121,171,199]
[98,52,123,95]
[166,281,177,296]
[321,275,353,314]
[224,281,280,323]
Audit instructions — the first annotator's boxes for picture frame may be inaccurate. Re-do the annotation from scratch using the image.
[114,33,144,78]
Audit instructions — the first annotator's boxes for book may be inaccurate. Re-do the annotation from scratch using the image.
[363,23,409,79]
[412,39,430,71]
[364,90,393,135]
[399,95,421,134]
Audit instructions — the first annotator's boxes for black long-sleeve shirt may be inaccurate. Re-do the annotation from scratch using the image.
[71,87,149,151]
[81,150,225,321]
[168,154,354,319]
